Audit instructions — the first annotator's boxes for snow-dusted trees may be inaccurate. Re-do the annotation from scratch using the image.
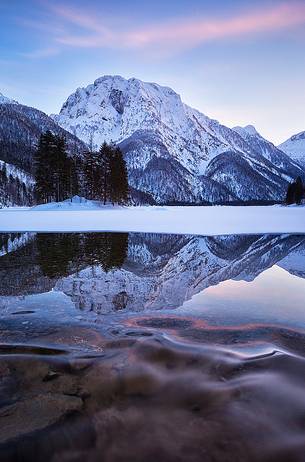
[83,142,129,204]
[34,133,128,205]
[34,131,78,203]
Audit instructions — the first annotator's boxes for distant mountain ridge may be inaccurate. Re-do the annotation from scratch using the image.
[52,75,304,204]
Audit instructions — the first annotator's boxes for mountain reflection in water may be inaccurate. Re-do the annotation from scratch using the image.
[0,231,305,462]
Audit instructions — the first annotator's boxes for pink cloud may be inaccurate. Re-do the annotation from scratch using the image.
[27,1,305,54]
[128,2,305,48]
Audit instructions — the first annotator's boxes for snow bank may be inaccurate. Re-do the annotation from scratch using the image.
[0,205,305,236]
[32,196,104,211]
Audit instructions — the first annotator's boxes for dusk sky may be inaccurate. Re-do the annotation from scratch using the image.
[1,0,305,144]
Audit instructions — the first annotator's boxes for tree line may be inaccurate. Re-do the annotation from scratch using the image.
[34,131,129,205]
[286,176,304,205]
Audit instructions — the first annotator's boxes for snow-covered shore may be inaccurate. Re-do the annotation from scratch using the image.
[0,204,304,236]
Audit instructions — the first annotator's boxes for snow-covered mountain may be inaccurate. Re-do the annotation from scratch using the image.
[278,131,305,168]
[52,75,304,203]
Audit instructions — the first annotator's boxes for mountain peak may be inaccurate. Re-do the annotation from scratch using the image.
[92,75,179,94]
[55,75,187,148]
[278,130,305,167]
[244,125,259,136]
[233,124,260,137]
[0,92,18,105]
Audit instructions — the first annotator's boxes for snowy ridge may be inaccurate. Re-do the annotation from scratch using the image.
[233,125,303,173]
[52,75,304,203]
[278,131,305,168]
[0,92,18,105]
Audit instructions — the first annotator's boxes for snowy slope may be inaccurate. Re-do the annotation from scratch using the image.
[0,99,86,174]
[53,76,304,203]
[278,131,305,168]
[0,160,34,207]
[233,125,303,176]
[0,160,34,186]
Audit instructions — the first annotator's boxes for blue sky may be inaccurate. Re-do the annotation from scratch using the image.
[1,0,305,144]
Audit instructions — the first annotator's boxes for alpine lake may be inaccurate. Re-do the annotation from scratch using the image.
[1,231,305,462]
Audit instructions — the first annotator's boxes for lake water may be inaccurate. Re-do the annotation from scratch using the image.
[1,232,305,461]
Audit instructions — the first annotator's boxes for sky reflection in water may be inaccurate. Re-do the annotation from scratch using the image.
[180,265,305,329]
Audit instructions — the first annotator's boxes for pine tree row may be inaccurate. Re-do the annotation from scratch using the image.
[34,131,129,205]
[81,141,129,204]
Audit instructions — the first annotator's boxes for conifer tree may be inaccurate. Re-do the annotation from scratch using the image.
[80,141,129,205]
[295,177,304,205]
[83,150,96,199]
[34,131,78,204]
[34,131,56,203]
[286,182,296,205]
[109,146,129,204]
[52,135,67,202]
[98,142,112,204]
[286,177,304,205]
